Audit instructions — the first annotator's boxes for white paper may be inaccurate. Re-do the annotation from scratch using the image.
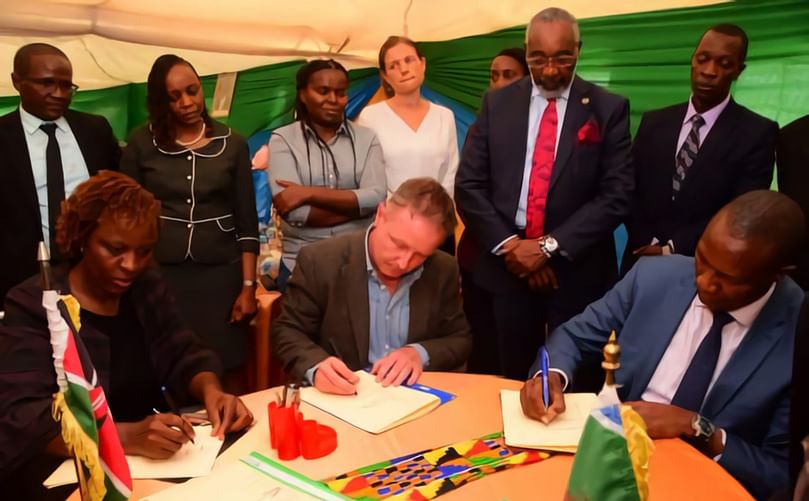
[500,390,599,449]
[44,425,224,488]
[299,371,440,434]
[142,462,319,501]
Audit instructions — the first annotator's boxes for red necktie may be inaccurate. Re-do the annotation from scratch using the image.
[524,98,558,239]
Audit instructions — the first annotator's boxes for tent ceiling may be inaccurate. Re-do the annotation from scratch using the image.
[0,0,724,95]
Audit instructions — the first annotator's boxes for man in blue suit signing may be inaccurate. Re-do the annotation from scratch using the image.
[520,190,805,499]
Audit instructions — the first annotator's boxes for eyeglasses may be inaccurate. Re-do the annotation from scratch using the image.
[526,55,577,69]
[22,77,79,94]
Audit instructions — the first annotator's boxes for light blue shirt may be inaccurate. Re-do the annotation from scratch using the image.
[514,83,572,228]
[19,106,90,250]
[304,225,429,385]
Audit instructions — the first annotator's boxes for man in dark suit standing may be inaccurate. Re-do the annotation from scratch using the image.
[777,114,809,290]
[455,7,633,381]
[0,43,120,301]
[622,24,777,274]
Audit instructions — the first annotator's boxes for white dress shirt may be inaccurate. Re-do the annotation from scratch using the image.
[19,106,90,250]
[642,282,776,405]
[675,94,731,160]
[357,101,459,199]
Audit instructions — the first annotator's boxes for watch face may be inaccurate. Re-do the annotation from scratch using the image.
[545,237,559,252]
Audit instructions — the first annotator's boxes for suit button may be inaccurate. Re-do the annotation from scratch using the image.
[186,198,192,204]
[187,175,192,180]
[187,223,192,228]
[187,155,192,160]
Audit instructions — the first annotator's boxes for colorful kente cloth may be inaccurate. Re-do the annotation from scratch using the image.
[324,432,550,500]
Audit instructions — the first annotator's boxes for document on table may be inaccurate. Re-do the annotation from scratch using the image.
[300,370,441,434]
[142,461,324,501]
[44,425,223,487]
[500,390,599,451]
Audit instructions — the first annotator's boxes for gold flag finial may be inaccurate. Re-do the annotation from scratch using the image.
[602,330,621,387]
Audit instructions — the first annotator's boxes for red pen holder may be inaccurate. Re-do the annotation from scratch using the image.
[268,402,337,461]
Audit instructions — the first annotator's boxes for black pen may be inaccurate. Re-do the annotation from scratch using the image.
[327,338,358,395]
[160,386,195,444]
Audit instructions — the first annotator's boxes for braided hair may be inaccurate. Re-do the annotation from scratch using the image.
[56,170,162,263]
[293,59,358,187]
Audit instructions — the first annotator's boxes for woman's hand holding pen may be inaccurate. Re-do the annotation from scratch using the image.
[314,357,360,395]
[520,372,566,424]
[117,414,195,459]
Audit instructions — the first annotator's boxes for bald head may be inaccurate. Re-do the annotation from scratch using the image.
[714,190,805,268]
[13,43,69,76]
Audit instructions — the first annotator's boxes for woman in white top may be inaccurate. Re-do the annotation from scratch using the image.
[357,36,459,207]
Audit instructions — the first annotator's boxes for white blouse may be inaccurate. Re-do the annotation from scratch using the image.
[357,101,459,198]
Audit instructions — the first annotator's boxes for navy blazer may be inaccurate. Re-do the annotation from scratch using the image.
[624,100,776,272]
[0,108,120,301]
[536,255,804,499]
[455,76,633,313]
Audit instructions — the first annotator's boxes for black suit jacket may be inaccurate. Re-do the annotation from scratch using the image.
[777,115,809,290]
[623,99,776,273]
[0,108,120,301]
[455,76,633,313]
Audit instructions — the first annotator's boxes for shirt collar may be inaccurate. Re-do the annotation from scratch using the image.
[684,93,731,127]
[364,223,425,284]
[695,282,777,328]
[531,78,573,102]
[19,106,69,136]
[303,121,349,142]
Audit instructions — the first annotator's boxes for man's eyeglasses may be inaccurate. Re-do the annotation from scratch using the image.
[526,56,577,69]
[22,77,79,94]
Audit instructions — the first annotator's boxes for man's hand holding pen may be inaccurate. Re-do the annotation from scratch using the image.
[520,372,566,424]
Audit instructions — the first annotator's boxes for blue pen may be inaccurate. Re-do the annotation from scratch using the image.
[539,346,550,410]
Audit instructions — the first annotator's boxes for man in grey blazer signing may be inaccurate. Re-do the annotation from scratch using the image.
[272,178,471,394]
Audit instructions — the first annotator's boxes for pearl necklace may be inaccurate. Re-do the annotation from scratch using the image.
[175,123,206,146]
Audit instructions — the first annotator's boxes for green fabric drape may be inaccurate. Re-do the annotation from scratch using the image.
[420,0,809,133]
[1,0,807,140]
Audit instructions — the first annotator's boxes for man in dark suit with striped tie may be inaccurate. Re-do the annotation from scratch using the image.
[622,24,777,275]
[0,43,120,302]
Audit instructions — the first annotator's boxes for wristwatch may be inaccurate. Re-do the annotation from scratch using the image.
[538,235,560,258]
[691,414,716,442]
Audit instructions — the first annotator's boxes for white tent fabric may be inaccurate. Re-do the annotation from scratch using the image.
[0,0,724,95]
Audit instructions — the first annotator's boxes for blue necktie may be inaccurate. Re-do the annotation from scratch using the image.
[670,311,735,412]
[672,114,705,197]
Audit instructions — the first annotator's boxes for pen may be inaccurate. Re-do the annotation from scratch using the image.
[327,338,358,395]
[539,346,550,411]
[160,386,195,444]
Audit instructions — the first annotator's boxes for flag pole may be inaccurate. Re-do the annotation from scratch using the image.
[602,330,621,387]
[38,241,90,501]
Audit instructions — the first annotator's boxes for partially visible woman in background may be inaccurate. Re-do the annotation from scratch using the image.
[121,55,259,390]
[268,59,386,289]
[489,47,529,89]
[357,36,458,253]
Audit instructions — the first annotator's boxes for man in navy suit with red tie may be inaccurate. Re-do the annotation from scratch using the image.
[622,24,776,274]
[455,7,633,381]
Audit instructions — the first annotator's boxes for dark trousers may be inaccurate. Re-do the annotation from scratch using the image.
[461,269,500,375]
[491,290,604,389]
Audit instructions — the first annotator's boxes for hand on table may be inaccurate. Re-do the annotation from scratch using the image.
[202,388,254,439]
[314,356,360,395]
[519,372,565,424]
[503,238,547,278]
[117,414,195,459]
[371,347,423,387]
[625,401,695,439]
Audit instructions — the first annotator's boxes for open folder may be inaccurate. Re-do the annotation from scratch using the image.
[300,371,441,434]
[44,425,223,488]
[500,390,599,452]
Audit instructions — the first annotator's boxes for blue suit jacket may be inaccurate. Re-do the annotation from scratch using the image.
[535,255,804,499]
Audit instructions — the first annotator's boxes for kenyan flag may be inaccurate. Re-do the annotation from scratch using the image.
[45,290,132,500]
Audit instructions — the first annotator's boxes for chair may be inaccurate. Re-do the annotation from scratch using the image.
[246,285,285,391]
